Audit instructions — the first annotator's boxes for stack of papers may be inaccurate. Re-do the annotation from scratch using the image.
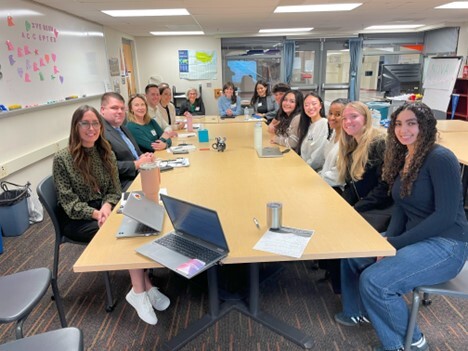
[169,145,196,153]
[178,132,197,138]
[253,226,314,258]
[160,158,190,168]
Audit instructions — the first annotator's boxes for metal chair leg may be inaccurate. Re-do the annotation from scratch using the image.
[50,277,68,327]
[15,318,25,339]
[103,272,115,312]
[404,289,421,350]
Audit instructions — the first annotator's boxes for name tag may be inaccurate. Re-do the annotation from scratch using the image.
[230,104,236,109]
[195,106,200,111]
[151,129,156,136]
[258,102,263,107]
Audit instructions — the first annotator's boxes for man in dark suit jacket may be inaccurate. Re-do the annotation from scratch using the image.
[100,92,154,190]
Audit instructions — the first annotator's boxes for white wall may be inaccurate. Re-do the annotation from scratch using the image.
[135,36,222,115]
[0,27,134,193]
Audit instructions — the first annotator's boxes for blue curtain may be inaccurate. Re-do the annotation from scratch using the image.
[348,37,363,101]
[283,40,296,84]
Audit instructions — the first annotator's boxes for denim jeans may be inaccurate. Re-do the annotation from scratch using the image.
[341,237,467,350]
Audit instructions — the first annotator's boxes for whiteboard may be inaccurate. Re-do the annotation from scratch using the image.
[0,0,109,108]
[422,57,462,113]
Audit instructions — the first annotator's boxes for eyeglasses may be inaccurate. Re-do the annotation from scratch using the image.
[78,121,100,129]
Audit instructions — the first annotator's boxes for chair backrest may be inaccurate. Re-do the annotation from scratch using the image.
[37,175,62,241]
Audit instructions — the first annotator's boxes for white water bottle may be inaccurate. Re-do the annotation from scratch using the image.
[254,122,262,150]
[244,107,249,119]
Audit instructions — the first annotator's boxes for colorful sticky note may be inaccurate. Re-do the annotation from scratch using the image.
[44,54,50,63]
[39,58,45,66]
[34,49,39,55]
[39,72,44,81]
[24,45,31,55]
[17,67,23,78]
[59,75,64,84]
[17,47,23,57]
[8,55,15,66]
[25,20,31,32]
[51,53,56,62]
[25,59,31,70]
[51,75,55,80]
[7,16,14,27]
[24,72,31,82]
[33,62,39,72]
[6,40,14,51]
[53,66,59,74]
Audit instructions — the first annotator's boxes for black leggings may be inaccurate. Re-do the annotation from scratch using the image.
[58,200,101,243]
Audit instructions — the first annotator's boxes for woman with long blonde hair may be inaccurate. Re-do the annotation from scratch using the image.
[337,101,391,213]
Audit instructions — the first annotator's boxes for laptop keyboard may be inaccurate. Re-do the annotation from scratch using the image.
[135,222,156,234]
[157,234,221,263]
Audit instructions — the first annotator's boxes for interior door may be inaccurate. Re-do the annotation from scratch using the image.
[293,39,350,102]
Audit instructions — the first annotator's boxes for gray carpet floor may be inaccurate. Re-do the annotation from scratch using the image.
[0,215,466,350]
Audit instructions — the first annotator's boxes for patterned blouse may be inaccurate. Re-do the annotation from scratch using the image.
[53,146,121,220]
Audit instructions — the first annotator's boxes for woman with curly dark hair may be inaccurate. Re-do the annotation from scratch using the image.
[267,90,303,150]
[335,102,468,351]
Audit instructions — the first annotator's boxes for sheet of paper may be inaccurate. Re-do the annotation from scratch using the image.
[253,226,314,258]
[178,132,197,138]
[160,158,190,168]
[169,145,196,153]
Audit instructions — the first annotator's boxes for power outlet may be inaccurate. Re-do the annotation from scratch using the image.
[0,165,9,178]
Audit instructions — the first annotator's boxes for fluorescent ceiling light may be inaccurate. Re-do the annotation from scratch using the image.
[436,2,468,9]
[274,3,362,13]
[259,28,313,33]
[102,9,189,17]
[365,24,425,30]
[150,31,204,36]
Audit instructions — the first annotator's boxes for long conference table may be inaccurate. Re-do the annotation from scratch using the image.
[74,116,395,350]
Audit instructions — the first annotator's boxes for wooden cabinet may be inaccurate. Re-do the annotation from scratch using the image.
[447,78,468,120]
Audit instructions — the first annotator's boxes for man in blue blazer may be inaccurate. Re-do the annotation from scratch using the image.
[100,92,154,190]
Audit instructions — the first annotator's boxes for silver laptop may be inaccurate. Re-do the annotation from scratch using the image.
[135,194,229,279]
[256,146,283,158]
[116,192,164,238]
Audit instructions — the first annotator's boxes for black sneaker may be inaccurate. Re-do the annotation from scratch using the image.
[334,312,370,327]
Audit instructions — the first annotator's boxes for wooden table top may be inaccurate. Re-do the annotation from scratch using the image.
[437,119,468,133]
[74,123,395,273]
[437,131,468,165]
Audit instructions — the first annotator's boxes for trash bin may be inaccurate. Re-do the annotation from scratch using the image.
[0,181,30,237]
[366,102,391,120]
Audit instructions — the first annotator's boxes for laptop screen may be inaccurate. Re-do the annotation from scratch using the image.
[160,194,229,251]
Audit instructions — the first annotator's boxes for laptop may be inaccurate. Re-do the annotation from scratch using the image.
[256,146,283,158]
[116,192,165,238]
[220,115,236,119]
[135,194,230,278]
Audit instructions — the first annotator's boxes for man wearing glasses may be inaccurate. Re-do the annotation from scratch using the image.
[100,92,154,190]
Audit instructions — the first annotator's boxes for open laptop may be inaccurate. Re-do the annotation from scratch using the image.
[115,192,164,238]
[256,146,283,158]
[135,194,229,278]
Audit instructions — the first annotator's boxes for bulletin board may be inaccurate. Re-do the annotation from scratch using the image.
[0,0,110,109]
[422,56,462,113]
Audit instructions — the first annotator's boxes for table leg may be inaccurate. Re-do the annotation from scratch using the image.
[163,263,314,350]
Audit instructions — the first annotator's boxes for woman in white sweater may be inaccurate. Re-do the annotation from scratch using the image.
[296,92,328,170]
[319,98,349,189]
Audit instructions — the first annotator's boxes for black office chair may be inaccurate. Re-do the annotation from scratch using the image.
[0,327,83,351]
[0,268,67,338]
[37,175,115,312]
[404,261,468,350]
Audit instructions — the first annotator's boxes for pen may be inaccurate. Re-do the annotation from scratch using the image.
[253,217,260,229]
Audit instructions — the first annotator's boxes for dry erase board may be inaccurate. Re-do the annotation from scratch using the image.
[0,0,109,108]
[422,57,462,112]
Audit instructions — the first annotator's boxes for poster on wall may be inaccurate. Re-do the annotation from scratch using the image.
[178,50,217,80]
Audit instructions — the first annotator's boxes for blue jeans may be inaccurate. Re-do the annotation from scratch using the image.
[341,237,467,350]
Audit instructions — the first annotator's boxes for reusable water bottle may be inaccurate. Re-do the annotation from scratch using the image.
[186,115,193,132]
[254,122,262,150]
[244,107,249,119]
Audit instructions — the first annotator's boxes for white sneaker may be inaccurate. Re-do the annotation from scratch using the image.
[126,289,157,325]
[147,287,170,311]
